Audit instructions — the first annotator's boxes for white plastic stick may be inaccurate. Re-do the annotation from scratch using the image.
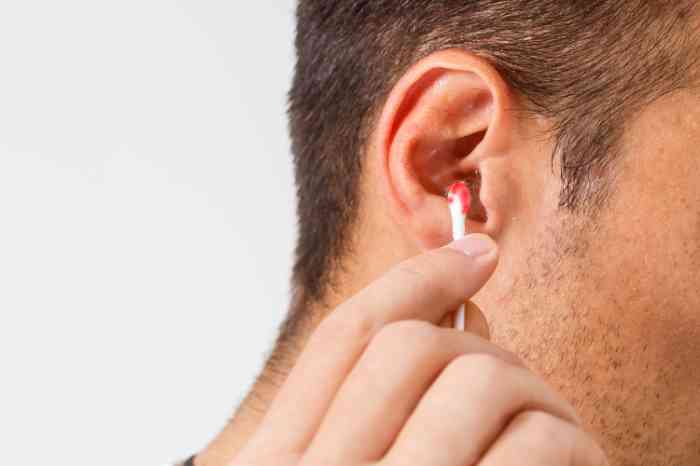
[448,182,470,331]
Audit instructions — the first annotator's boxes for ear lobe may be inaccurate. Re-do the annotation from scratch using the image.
[374,50,515,250]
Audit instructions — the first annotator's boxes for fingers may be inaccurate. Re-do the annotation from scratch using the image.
[478,411,609,466]
[384,354,581,466]
[303,322,522,462]
[247,235,498,453]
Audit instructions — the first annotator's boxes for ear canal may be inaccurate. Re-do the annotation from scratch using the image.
[447,171,487,224]
[464,171,487,223]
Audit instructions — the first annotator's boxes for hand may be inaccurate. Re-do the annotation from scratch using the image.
[233,234,608,466]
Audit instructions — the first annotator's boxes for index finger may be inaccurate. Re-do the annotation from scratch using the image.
[246,234,498,454]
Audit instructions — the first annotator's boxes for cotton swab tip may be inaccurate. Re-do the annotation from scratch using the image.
[447,181,471,216]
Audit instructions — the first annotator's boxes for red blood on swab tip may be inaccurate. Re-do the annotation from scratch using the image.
[448,181,471,215]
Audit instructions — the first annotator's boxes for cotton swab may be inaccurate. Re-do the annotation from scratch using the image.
[447,181,471,331]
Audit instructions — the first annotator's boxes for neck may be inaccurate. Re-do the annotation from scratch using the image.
[196,222,409,466]
[195,298,326,466]
[194,385,279,466]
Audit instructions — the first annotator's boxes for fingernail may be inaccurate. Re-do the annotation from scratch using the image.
[447,234,496,257]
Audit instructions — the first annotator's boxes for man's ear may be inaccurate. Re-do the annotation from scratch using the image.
[372,49,517,250]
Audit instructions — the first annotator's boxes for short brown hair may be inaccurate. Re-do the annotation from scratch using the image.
[282,1,698,338]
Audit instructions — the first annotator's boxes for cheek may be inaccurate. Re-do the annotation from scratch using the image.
[485,134,700,451]
[613,89,700,322]
[476,92,700,458]
[598,137,700,370]
[480,199,700,457]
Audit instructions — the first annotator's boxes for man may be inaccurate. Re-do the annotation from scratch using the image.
[189,2,700,465]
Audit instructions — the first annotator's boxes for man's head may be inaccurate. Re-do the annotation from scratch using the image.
[278,1,700,464]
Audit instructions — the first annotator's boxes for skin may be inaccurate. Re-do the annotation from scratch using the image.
[218,236,606,466]
[197,52,700,466]
[491,90,700,465]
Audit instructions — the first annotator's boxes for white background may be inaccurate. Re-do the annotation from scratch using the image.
[0,2,297,465]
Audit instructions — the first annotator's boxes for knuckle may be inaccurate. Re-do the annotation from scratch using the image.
[315,309,376,347]
[370,320,438,355]
[440,353,516,407]
[510,411,607,465]
[511,411,570,460]
[514,410,560,438]
[393,256,449,297]
[356,321,440,387]
[445,352,511,386]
